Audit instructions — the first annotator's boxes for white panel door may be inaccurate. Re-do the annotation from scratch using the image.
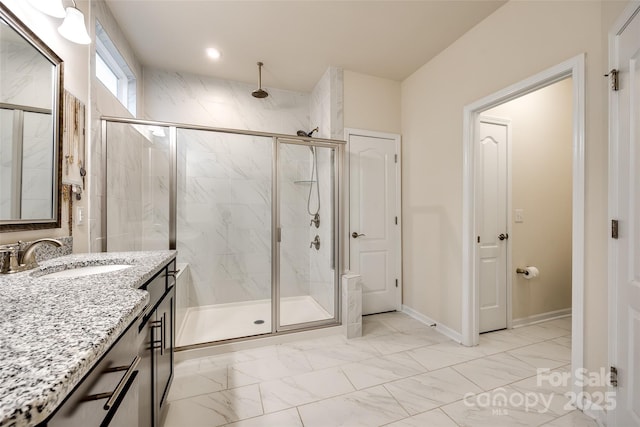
[348,132,400,315]
[612,7,640,426]
[477,118,509,333]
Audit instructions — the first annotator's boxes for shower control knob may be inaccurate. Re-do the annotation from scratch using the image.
[352,232,366,239]
[310,235,320,250]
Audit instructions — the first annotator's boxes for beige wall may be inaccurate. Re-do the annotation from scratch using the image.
[344,70,401,134]
[401,0,628,385]
[0,0,90,250]
[484,78,573,321]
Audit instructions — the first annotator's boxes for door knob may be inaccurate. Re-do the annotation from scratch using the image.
[498,233,509,241]
[352,232,365,238]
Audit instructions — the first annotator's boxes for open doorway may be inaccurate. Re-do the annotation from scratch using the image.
[461,54,585,402]
[477,78,573,333]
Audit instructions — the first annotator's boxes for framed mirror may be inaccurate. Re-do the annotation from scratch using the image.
[0,4,63,232]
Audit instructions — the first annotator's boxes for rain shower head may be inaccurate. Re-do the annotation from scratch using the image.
[252,62,269,99]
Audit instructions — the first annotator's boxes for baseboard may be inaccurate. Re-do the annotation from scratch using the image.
[401,305,462,343]
[580,398,607,427]
[511,308,572,328]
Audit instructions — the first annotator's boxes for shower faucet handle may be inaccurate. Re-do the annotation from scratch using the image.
[310,213,320,228]
[310,235,320,250]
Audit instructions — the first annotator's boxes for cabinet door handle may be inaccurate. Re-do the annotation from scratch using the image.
[165,269,181,278]
[84,356,140,410]
[150,318,164,356]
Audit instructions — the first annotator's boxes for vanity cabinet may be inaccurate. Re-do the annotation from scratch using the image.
[39,258,176,427]
[42,312,142,427]
[138,259,176,427]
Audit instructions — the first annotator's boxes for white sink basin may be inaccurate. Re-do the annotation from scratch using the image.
[39,264,133,279]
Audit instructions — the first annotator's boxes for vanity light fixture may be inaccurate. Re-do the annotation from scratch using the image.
[27,0,66,19]
[58,0,91,45]
[206,47,221,60]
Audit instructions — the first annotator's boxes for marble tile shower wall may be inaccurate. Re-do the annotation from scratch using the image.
[308,148,336,315]
[143,68,310,134]
[106,123,169,251]
[280,143,315,300]
[308,67,344,315]
[144,68,314,308]
[177,130,280,306]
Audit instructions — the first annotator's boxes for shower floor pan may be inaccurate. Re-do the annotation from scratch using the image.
[176,295,333,347]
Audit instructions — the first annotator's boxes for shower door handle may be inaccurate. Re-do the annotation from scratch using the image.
[351,232,365,239]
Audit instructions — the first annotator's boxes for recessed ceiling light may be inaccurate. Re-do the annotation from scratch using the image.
[206,48,221,60]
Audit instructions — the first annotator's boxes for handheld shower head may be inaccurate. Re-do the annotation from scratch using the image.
[296,127,319,138]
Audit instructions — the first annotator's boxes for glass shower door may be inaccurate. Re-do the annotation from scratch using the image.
[278,139,338,329]
[176,130,273,346]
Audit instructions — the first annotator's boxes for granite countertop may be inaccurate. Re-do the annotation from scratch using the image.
[0,250,177,427]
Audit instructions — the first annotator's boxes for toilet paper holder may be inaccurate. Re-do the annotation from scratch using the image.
[516,267,535,276]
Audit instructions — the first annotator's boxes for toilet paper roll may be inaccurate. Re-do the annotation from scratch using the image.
[523,266,539,279]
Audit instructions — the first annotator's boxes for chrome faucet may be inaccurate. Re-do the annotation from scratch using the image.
[0,238,63,274]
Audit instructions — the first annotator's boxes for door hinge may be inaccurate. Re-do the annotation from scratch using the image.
[394,154,398,163]
[611,219,619,239]
[477,236,480,244]
[395,279,398,288]
[605,69,619,91]
[395,216,398,225]
[610,366,618,387]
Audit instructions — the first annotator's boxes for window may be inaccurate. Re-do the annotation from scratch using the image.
[95,20,136,115]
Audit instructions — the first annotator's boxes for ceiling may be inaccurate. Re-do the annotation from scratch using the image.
[103,0,506,93]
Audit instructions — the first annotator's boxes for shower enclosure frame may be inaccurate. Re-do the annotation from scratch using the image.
[101,116,345,347]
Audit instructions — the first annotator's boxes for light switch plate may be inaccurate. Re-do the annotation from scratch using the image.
[515,209,524,223]
[76,206,85,226]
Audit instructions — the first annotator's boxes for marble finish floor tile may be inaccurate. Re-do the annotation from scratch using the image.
[508,365,573,418]
[508,341,571,370]
[362,316,398,336]
[452,352,538,390]
[384,367,483,415]
[297,385,409,427]
[511,323,571,341]
[301,341,381,370]
[228,351,313,387]
[441,386,557,427]
[373,311,438,333]
[478,329,539,354]
[359,331,442,355]
[543,317,572,332]
[539,410,601,426]
[224,408,303,427]
[384,408,459,427]
[259,367,355,413]
[163,384,263,427]
[340,352,427,389]
[168,314,591,427]
[406,341,485,371]
[167,364,228,401]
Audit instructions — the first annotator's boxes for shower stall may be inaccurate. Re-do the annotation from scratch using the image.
[101,117,344,349]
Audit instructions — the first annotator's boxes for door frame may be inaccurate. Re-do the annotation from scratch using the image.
[608,3,640,426]
[344,128,402,312]
[461,54,585,398]
[477,115,513,332]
